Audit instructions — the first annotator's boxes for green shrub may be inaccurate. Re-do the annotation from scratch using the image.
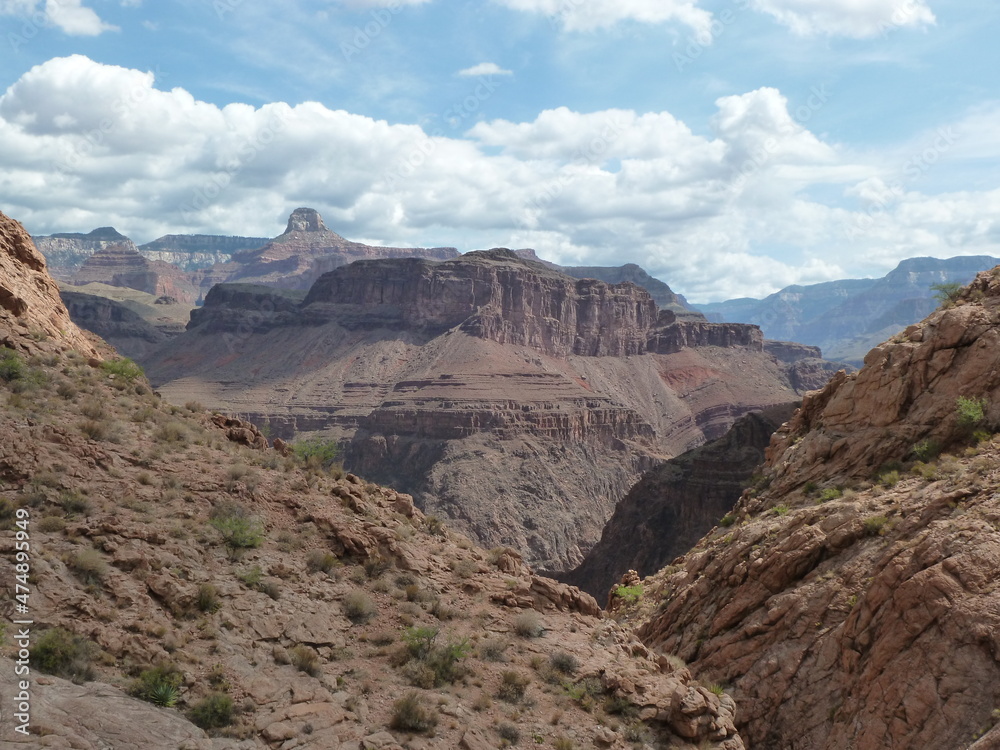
[0,349,25,382]
[154,422,189,444]
[189,693,234,729]
[719,513,736,527]
[956,396,987,429]
[818,488,842,503]
[30,628,95,683]
[877,470,901,488]
[912,439,941,462]
[863,515,890,537]
[612,584,643,605]
[130,664,183,706]
[390,692,437,733]
[292,437,340,470]
[209,502,263,558]
[604,693,637,716]
[497,670,531,703]
[773,504,790,516]
[399,627,470,687]
[930,281,963,306]
[37,515,66,533]
[100,357,144,382]
[343,590,377,624]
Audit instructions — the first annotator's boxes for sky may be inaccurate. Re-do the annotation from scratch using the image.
[1,1,1000,302]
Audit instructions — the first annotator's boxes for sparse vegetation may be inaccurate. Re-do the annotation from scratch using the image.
[497,721,521,744]
[497,670,531,703]
[306,549,340,573]
[189,693,234,730]
[612,584,643,605]
[818,487,843,503]
[292,436,340,471]
[69,548,107,586]
[550,651,580,675]
[197,584,221,613]
[398,626,471,687]
[912,439,941,462]
[30,628,95,683]
[130,664,183,707]
[863,515,890,537]
[0,349,26,382]
[512,610,545,637]
[209,502,263,559]
[930,281,964,306]
[719,513,737,527]
[956,395,987,430]
[100,357,144,382]
[389,692,437,733]
[343,590,377,624]
[290,644,320,676]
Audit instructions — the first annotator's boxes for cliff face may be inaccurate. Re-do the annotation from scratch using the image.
[561,404,797,599]
[636,269,1000,750]
[32,226,132,280]
[145,251,824,571]
[71,243,200,305]
[0,211,99,358]
[138,233,269,270]
[60,290,173,360]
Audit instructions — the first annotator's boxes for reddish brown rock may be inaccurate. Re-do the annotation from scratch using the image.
[72,242,200,304]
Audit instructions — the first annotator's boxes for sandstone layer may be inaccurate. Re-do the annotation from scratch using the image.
[146,250,832,571]
[636,269,1000,749]
[32,226,132,280]
[72,243,201,305]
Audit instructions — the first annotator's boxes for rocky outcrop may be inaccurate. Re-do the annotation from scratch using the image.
[0,211,99,358]
[228,207,459,289]
[561,404,797,599]
[700,255,1000,365]
[636,268,1000,749]
[553,260,703,320]
[72,243,200,304]
[32,226,132,280]
[145,251,823,571]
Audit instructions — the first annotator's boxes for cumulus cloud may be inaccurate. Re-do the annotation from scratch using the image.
[1,55,997,303]
[493,0,713,35]
[1,0,117,35]
[457,63,513,77]
[747,0,935,38]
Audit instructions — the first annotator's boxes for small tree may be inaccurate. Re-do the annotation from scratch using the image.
[930,282,963,307]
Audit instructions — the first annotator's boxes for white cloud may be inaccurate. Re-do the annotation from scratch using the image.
[0,0,119,35]
[748,0,935,38]
[457,63,513,77]
[494,0,713,35]
[2,55,998,303]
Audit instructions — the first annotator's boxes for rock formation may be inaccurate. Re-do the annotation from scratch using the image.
[636,269,1000,749]
[72,243,201,305]
[32,226,132,280]
[145,250,831,571]
[700,255,1000,365]
[60,290,173,360]
[0,210,98,358]
[561,404,797,599]
[228,207,460,289]
[139,233,269,270]
[0,206,747,748]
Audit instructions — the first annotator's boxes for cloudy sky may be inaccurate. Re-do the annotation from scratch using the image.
[1,0,999,301]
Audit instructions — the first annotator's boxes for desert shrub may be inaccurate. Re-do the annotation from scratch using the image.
[719,513,737,527]
[292,437,340,471]
[912,439,941,462]
[818,488,842,503]
[79,419,109,441]
[189,693,234,729]
[450,558,479,578]
[100,357,144,382]
[342,590,376,624]
[550,651,580,675]
[931,281,964,306]
[497,670,530,703]
[209,502,263,558]
[197,584,221,613]
[390,692,437,733]
[773,504,790,516]
[604,693,638,716]
[497,722,521,744]
[425,515,446,536]
[79,398,106,420]
[184,400,204,412]
[399,627,470,687]
[70,548,107,586]
[0,349,25,382]
[612,584,643,606]
[877,470,901,488]
[957,396,987,429]
[479,638,508,662]
[37,515,66,533]
[512,610,544,638]
[130,663,183,707]
[60,490,91,516]
[154,422,189,444]
[863,515,890,537]
[306,549,340,574]
[553,739,574,750]
[30,628,95,683]
[290,645,320,676]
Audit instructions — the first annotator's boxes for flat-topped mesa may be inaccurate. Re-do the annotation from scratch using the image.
[303,248,760,357]
[284,206,329,234]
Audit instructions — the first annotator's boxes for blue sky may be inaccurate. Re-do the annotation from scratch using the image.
[1,0,999,301]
